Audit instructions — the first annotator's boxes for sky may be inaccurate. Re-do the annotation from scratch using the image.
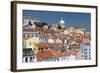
[23,10,91,31]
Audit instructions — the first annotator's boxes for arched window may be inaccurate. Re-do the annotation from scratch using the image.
[25,57,28,62]
[30,57,32,62]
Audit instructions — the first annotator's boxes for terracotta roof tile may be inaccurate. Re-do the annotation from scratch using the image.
[36,50,63,61]
[37,43,49,48]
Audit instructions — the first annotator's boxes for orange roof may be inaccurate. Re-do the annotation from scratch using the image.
[36,50,64,61]
[36,43,62,49]
[47,43,62,46]
[36,49,79,61]
[37,43,49,48]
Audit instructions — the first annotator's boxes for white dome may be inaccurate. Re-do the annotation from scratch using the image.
[60,17,65,25]
[60,20,64,24]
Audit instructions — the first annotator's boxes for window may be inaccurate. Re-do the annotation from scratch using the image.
[27,34,30,37]
[23,52,25,56]
[29,42,32,46]
[84,49,87,51]
[89,51,91,54]
[30,57,33,62]
[57,58,59,61]
[89,57,91,60]
[46,57,48,59]
[33,56,35,59]
[32,34,34,37]
[36,34,38,37]
[39,48,41,51]
[54,59,56,61]
[84,55,87,58]
[23,34,25,37]
[41,48,43,51]
[25,57,28,62]
[84,52,87,54]
[31,34,33,37]
[25,52,27,55]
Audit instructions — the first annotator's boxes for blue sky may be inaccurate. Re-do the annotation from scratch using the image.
[23,10,91,31]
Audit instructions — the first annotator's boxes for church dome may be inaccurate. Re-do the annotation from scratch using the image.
[60,17,65,25]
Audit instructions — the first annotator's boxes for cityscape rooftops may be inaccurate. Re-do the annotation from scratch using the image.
[36,50,64,61]
[37,43,49,49]
[36,49,79,61]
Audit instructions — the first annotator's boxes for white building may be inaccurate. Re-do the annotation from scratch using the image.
[39,33,48,43]
[55,38,62,44]
[23,16,40,28]
[63,30,69,35]
[23,31,40,38]
[80,43,91,60]
[64,39,68,45]
[23,48,37,63]
[48,38,54,43]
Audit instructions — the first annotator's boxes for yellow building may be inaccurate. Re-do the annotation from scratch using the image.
[24,36,40,54]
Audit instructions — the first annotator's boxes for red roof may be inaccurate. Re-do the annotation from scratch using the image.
[36,49,78,61]
[47,43,62,47]
[37,43,49,48]
[36,50,64,61]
